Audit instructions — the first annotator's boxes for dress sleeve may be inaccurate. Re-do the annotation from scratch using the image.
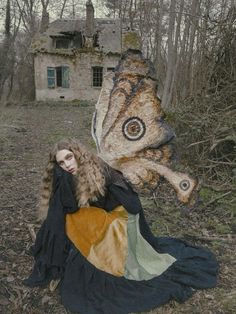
[60,170,78,213]
[107,168,142,215]
[24,166,77,287]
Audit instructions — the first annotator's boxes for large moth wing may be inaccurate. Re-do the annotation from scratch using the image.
[92,50,199,207]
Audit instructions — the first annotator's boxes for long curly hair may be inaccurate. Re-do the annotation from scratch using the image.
[38,138,107,220]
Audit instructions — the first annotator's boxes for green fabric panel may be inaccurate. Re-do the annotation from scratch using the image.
[124,214,176,281]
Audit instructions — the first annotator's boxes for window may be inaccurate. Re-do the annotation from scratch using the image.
[47,66,70,88]
[93,32,99,48]
[55,38,71,49]
[47,67,55,88]
[74,32,84,48]
[92,67,103,87]
[107,67,115,72]
[56,67,62,86]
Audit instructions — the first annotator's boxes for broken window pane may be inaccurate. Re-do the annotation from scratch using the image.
[55,38,71,49]
[93,32,99,47]
[92,67,103,87]
[56,67,62,87]
[74,32,84,48]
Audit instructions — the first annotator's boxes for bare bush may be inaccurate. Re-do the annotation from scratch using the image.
[173,92,236,188]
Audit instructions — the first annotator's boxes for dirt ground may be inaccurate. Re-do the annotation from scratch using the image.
[0,101,235,314]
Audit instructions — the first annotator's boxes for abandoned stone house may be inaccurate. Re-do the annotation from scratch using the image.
[31,0,126,101]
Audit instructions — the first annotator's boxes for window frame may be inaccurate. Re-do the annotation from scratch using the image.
[92,66,103,87]
[47,66,70,89]
[55,38,71,49]
[47,67,56,88]
[107,67,115,72]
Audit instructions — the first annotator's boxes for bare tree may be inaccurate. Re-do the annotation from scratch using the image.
[0,0,12,96]
[59,0,68,19]
[40,0,50,32]
[161,0,176,109]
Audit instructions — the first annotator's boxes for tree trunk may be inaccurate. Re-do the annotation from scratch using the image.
[60,0,68,19]
[40,0,50,33]
[154,0,164,93]
[161,0,176,109]
[0,0,11,97]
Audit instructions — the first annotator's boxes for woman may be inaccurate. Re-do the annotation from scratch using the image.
[25,138,218,314]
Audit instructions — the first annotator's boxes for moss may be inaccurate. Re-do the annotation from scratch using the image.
[150,216,171,236]
[223,195,236,218]
[215,223,231,234]
[122,32,141,50]
[222,299,236,313]
[31,37,47,50]
[45,132,69,144]
[199,187,216,202]
[88,138,97,149]
[207,218,231,234]
[165,111,177,124]
[79,100,90,107]
[139,196,155,209]
[2,169,14,178]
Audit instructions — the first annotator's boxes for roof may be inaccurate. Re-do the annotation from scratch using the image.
[31,18,122,55]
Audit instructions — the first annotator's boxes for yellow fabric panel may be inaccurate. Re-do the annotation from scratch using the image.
[87,215,128,276]
[65,206,128,276]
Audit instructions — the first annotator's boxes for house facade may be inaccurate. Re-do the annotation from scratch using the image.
[32,1,124,101]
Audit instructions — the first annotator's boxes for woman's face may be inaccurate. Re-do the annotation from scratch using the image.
[56,149,78,175]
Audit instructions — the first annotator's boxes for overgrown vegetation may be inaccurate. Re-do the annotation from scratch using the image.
[173,95,236,188]
[0,101,235,313]
[166,91,236,242]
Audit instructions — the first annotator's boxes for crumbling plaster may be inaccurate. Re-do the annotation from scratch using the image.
[35,52,119,101]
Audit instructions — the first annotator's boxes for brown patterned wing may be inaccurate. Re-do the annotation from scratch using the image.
[92,50,199,207]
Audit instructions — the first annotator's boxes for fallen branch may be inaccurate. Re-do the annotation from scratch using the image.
[200,191,232,209]
[183,233,235,243]
[202,183,236,192]
[207,159,236,166]
[152,193,159,209]
[27,224,36,241]
[187,139,209,148]
[0,205,14,209]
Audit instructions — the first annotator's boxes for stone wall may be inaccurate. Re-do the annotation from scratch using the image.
[34,52,120,101]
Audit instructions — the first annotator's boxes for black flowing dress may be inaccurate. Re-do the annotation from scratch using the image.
[25,165,218,314]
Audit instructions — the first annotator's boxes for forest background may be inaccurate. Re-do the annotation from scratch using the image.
[0,0,236,313]
[0,0,235,186]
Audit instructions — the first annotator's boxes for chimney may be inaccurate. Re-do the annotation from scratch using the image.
[86,0,94,37]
